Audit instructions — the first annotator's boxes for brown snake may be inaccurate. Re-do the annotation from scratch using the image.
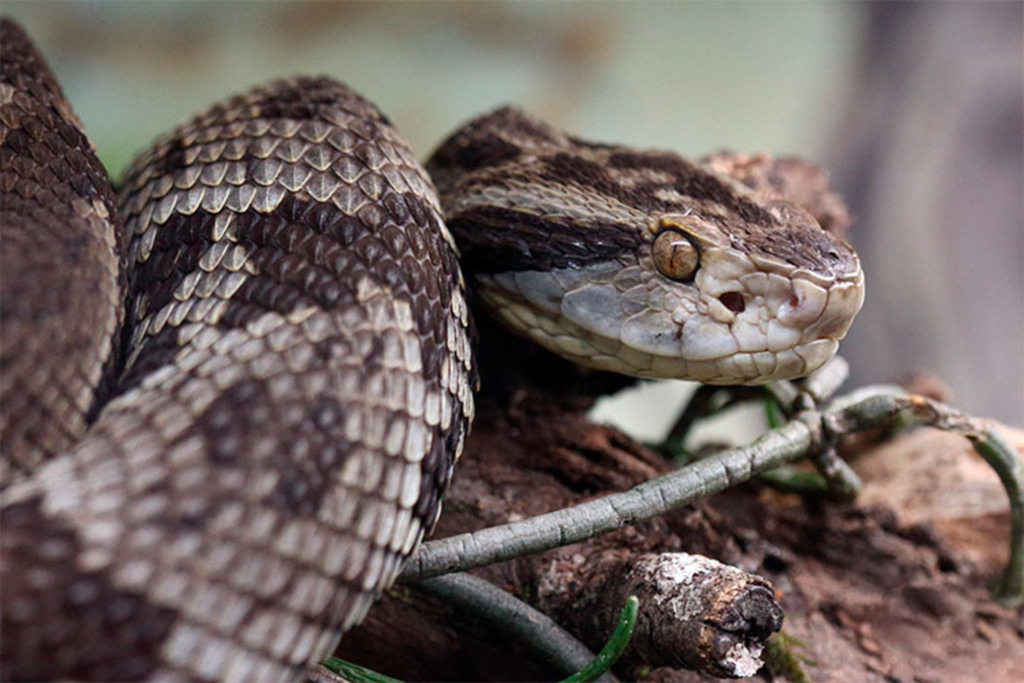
[0,18,863,682]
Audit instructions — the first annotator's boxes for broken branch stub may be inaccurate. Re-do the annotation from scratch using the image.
[545,552,783,679]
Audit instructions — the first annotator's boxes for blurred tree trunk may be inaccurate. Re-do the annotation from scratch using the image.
[828,1,1024,425]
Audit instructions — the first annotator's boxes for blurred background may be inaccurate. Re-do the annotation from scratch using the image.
[4,1,1021,439]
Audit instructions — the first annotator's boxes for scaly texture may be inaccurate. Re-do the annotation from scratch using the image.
[0,18,122,484]
[0,52,474,683]
[428,107,864,384]
[1,19,866,682]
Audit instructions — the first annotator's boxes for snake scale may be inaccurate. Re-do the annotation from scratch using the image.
[0,18,863,682]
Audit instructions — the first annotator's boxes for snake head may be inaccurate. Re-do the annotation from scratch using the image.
[429,106,865,385]
[635,200,865,384]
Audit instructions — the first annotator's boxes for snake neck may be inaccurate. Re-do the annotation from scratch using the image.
[470,309,638,422]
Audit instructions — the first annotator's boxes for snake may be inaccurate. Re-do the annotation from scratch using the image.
[0,18,864,682]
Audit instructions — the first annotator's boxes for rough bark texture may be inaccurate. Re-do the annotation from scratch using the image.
[331,333,1023,681]
[328,153,1023,681]
[556,552,783,677]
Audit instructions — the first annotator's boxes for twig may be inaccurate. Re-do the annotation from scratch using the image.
[662,385,723,455]
[824,391,1024,607]
[764,371,863,500]
[971,427,1024,607]
[758,466,828,495]
[806,446,862,501]
[401,413,822,580]
[314,658,401,683]
[544,552,783,678]
[663,357,848,459]
[404,386,1024,607]
[801,356,850,405]
[763,380,800,412]
[413,573,618,683]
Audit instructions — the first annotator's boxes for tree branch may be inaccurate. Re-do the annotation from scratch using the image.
[403,387,1024,607]
[402,414,820,581]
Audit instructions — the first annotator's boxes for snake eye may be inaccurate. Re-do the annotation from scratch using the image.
[652,229,700,281]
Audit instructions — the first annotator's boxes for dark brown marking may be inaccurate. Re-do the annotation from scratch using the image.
[448,205,641,274]
[182,378,354,517]
[120,187,462,392]
[1,17,125,464]
[0,496,176,681]
[429,104,859,280]
[426,106,561,193]
[428,131,522,176]
[605,150,775,225]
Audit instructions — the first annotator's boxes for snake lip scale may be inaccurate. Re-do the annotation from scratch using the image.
[0,17,864,682]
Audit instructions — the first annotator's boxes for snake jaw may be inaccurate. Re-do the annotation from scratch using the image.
[476,231,865,386]
[664,243,864,384]
[468,211,865,385]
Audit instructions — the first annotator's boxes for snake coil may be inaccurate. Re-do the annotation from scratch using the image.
[1,19,473,681]
[0,17,863,681]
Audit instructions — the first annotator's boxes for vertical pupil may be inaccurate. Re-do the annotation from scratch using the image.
[672,244,688,269]
[653,229,699,281]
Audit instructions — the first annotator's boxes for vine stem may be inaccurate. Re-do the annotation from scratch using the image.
[824,390,1024,607]
[401,413,820,580]
[414,573,620,683]
[402,386,1024,608]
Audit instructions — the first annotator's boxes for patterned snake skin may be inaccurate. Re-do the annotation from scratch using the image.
[0,17,864,682]
[0,19,123,485]
[1,20,472,681]
[428,107,864,385]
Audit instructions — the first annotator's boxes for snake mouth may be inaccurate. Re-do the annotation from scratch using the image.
[662,267,865,384]
[478,256,865,386]
[649,338,841,386]
[782,271,865,345]
[613,261,865,384]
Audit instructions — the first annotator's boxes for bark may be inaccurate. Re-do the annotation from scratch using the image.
[537,551,783,678]
[330,158,1024,680]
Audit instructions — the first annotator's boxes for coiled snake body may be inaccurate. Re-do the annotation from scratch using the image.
[0,19,863,681]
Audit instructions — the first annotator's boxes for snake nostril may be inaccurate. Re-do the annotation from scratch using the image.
[718,291,746,313]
